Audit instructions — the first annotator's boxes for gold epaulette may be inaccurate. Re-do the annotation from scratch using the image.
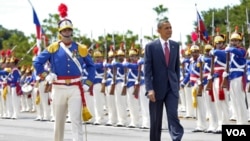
[77,43,88,57]
[47,42,60,53]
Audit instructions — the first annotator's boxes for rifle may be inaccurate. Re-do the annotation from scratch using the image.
[225,6,230,45]
[121,66,127,95]
[197,60,203,96]
[221,52,230,89]
[133,40,142,98]
[121,36,127,95]
[133,62,141,98]
[109,62,117,95]
[205,55,215,90]
[100,31,108,93]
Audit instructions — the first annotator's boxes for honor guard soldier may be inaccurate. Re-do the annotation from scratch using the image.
[21,66,34,113]
[246,47,250,122]
[209,29,230,133]
[6,52,21,119]
[0,50,6,118]
[224,26,248,124]
[110,42,128,127]
[33,3,95,141]
[1,49,13,119]
[92,44,106,125]
[201,44,218,133]
[181,46,195,118]
[123,44,141,128]
[181,45,207,132]
[104,45,118,126]
[19,65,27,112]
[137,48,150,129]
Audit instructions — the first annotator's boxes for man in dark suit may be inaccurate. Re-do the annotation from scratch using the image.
[144,19,184,141]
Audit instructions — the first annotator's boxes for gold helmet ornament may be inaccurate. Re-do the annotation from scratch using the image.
[93,44,103,58]
[190,44,200,52]
[20,65,26,72]
[58,3,73,32]
[116,42,125,56]
[141,49,145,55]
[128,43,138,56]
[184,44,191,55]
[25,66,32,74]
[108,45,116,58]
[230,26,242,41]
[213,27,225,44]
[204,44,213,50]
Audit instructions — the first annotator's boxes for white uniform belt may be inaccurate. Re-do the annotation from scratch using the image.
[54,77,82,84]
[190,77,198,81]
[214,67,224,71]
[230,68,244,72]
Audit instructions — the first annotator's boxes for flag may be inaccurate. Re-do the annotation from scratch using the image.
[28,0,47,54]
[32,7,41,40]
[197,11,209,42]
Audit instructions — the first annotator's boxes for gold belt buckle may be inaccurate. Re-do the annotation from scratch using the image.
[65,79,71,85]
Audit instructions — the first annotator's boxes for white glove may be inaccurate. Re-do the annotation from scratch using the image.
[222,71,228,78]
[101,79,106,84]
[180,76,184,81]
[111,59,116,65]
[122,60,128,66]
[83,84,89,92]
[225,46,230,51]
[248,75,250,81]
[36,76,41,81]
[197,80,202,85]
[122,83,126,87]
[103,60,107,67]
[207,74,212,80]
[135,80,139,85]
[209,49,214,56]
[45,73,57,83]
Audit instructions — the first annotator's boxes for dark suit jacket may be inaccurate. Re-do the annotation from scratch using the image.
[144,39,180,100]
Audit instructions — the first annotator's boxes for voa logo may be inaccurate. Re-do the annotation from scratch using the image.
[226,129,247,136]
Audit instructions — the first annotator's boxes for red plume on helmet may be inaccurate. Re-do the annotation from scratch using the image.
[33,46,39,55]
[58,3,68,18]
[5,49,12,57]
[191,32,198,43]
[0,50,5,57]
[57,3,73,32]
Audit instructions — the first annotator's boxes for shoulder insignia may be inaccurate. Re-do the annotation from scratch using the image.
[47,42,59,53]
[77,43,88,57]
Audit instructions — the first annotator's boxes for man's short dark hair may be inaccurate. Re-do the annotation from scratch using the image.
[157,19,170,29]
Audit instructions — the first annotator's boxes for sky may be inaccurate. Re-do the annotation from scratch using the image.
[0,0,241,47]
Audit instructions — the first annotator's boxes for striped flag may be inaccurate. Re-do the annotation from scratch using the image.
[28,0,42,54]
[197,11,209,42]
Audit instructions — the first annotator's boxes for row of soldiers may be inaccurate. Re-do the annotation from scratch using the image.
[0,47,53,121]
[2,26,250,133]
[0,42,157,129]
[179,26,250,134]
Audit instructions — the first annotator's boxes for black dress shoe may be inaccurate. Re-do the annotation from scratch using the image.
[127,125,136,128]
[105,123,112,126]
[139,126,149,129]
[213,130,222,134]
[192,129,204,132]
[116,124,125,127]
[93,122,101,125]
[204,130,213,133]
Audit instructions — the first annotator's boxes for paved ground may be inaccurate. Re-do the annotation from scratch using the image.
[0,111,237,141]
